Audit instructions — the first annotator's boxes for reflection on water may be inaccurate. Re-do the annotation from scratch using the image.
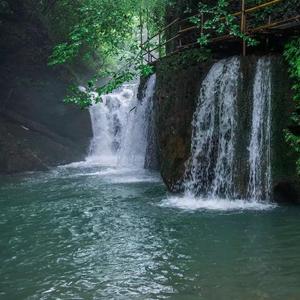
[1,163,300,300]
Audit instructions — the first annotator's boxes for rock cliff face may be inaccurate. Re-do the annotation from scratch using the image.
[153,53,300,202]
[0,1,92,173]
[154,54,214,189]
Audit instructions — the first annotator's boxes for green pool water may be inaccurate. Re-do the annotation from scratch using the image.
[1,163,300,300]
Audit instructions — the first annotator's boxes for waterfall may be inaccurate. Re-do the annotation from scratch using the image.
[88,83,136,165]
[183,56,272,202]
[118,74,156,167]
[184,57,240,198]
[87,74,156,168]
[247,58,272,200]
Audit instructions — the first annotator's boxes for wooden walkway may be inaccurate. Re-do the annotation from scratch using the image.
[141,0,300,63]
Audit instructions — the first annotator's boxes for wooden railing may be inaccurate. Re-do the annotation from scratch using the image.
[141,0,300,63]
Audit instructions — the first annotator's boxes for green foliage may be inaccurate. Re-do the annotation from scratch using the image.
[139,64,155,77]
[47,0,170,66]
[48,1,134,65]
[96,70,135,98]
[283,38,300,174]
[284,129,300,174]
[63,59,156,109]
[190,0,257,47]
[64,85,99,110]
[44,0,172,108]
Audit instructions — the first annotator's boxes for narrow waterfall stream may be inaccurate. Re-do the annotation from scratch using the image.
[248,58,272,201]
[118,75,157,167]
[88,74,156,169]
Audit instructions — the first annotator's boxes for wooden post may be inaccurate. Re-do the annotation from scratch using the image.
[266,15,271,50]
[201,13,204,36]
[178,25,182,49]
[146,8,151,63]
[147,42,151,63]
[241,0,246,56]
[243,15,247,56]
[158,32,162,58]
[139,8,143,64]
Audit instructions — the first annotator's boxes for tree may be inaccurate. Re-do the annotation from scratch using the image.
[44,0,172,108]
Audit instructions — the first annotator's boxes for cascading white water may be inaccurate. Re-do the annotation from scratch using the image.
[118,74,156,167]
[88,83,137,165]
[184,57,240,198]
[87,74,156,168]
[247,58,272,200]
[174,56,274,209]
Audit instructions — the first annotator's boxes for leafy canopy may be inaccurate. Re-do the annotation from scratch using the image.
[47,0,170,66]
[46,0,171,107]
[189,0,257,47]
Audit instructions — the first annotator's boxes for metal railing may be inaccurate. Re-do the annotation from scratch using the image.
[141,0,300,62]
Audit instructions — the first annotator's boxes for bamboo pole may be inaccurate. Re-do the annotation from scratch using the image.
[201,13,204,36]
[146,8,151,63]
[158,33,162,58]
[139,8,144,64]
[178,25,182,48]
[244,0,282,14]
[249,15,300,32]
[266,15,271,50]
[241,0,246,56]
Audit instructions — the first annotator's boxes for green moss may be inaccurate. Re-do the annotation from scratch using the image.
[283,38,300,175]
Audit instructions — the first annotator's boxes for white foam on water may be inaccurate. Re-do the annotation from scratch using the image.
[85,155,118,167]
[160,194,276,211]
[57,162,160,183]
[105,173,161,184]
